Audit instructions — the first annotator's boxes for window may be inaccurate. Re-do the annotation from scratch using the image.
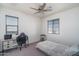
[6,15,18,35]
[48,19,60,34]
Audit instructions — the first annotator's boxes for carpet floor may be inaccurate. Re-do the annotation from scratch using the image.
[3,43,46,56]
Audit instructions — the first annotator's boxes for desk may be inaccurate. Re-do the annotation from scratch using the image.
[0,39,18,55]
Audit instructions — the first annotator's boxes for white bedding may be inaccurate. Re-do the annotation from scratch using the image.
[36,41,79,56]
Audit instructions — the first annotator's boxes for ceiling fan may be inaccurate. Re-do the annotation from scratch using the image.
[31,3,52,14]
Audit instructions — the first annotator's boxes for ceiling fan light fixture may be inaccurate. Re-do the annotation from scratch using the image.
[31,3,52,14]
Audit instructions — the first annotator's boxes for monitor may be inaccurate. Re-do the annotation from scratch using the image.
[4,34,12,40]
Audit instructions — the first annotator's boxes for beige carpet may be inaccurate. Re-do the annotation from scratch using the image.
[4,43,46,56]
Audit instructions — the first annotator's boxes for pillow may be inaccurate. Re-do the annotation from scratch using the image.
[64,45,79,56]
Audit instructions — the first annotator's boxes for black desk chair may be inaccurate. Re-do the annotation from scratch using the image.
[16,33,29,51]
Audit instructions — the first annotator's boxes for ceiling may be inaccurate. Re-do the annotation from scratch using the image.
[0,3,79,18]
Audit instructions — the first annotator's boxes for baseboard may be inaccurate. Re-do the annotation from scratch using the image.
[29,40,40,45]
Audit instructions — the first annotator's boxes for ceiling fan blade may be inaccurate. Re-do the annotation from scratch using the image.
[43,9,52,11]
[31,7,39,10]
[39,3,46,10]
[43,3,46,7]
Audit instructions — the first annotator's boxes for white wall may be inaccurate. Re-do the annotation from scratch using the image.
[42,7,79,46]
[0,6,79,46]
[0,8,41,43]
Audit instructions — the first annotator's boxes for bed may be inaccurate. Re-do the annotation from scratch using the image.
[36,40,79,56]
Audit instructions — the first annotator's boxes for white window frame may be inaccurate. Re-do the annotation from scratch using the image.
[5,15,19,35]
[48,19,60,34]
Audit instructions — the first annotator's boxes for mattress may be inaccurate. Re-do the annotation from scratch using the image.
[36,41,78,56]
